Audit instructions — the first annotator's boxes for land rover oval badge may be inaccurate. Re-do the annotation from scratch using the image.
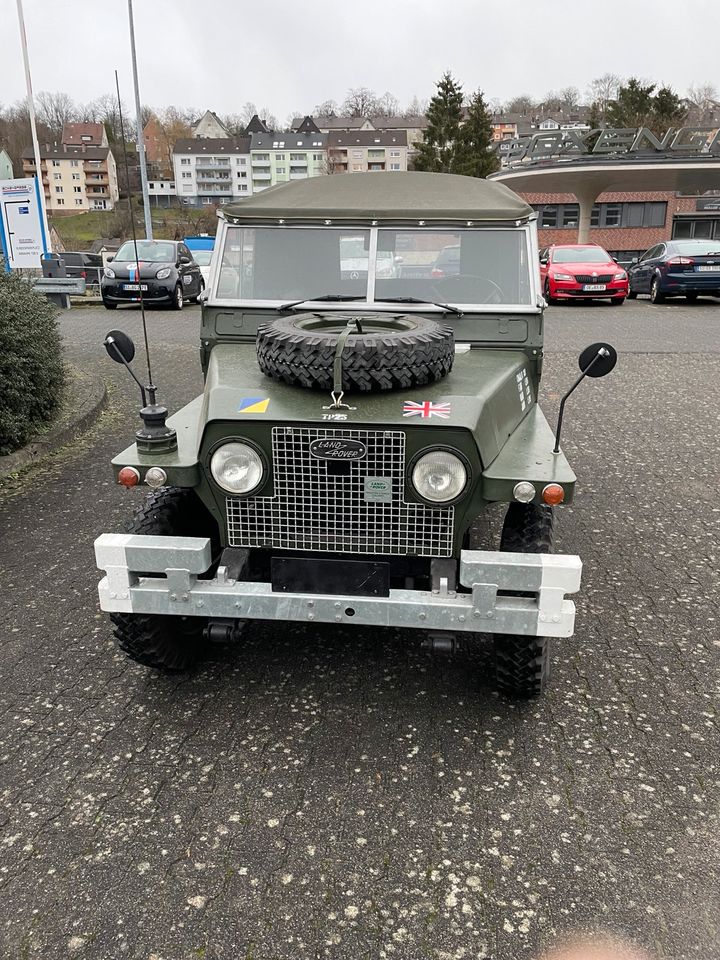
[309,438,367,460]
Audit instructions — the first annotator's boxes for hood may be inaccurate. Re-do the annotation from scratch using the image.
[552,260,616,274]
[115,260,175,278]
[200,341,535,468]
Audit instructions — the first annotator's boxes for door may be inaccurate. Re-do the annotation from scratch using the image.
[179,243,201,295]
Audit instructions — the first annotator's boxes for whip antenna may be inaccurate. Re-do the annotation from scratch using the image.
[114,69,155,398]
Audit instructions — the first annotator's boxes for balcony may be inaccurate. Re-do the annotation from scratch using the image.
[195,164,231,173]
[252,171,272,181]
[196,174,231,184]
[197,184,232,195]
[252,158,271,167]
[83,162,107,173]
[288,157,307,166]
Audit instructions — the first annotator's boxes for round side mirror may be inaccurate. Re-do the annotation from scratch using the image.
[104,329,136,364]
[579,342,617,378]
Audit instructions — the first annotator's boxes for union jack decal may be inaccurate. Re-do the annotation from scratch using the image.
[402,400,452,420]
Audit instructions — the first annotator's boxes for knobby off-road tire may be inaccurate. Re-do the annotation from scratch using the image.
[256,312,454,392]
[493,502,555,699]
[110,487,221,672]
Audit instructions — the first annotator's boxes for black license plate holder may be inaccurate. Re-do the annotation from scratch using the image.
[271,557,390,597]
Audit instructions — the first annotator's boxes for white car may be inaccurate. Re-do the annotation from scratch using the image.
[191,248,214,287]
[340,236,398,279]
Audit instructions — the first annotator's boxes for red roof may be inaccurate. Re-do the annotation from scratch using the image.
[62,122,105,146]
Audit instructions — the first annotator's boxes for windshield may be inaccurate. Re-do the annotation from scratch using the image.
[216,226,533,306]
[192,250,213,265]
[115,240,176,262]
[552,247,610,264]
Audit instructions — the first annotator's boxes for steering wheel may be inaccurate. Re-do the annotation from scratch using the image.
[431,274,504,305]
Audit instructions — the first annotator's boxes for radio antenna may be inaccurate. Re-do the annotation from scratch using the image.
[114,69,155,399]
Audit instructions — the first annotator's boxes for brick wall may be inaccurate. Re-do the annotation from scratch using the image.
[519,190,698,251]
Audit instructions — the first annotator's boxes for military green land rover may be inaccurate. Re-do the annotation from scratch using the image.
[95,172,615,697]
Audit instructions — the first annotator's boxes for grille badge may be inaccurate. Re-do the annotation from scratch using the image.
[309,437,367,460]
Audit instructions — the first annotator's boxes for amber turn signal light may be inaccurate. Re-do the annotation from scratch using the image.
[118,466,140,488]
[542,483,565,505]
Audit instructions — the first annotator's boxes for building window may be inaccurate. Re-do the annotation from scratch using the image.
[52,159,61,167]
[390,163,401,170]
[53,173,61,180]
[313,153,323,161]
[290,153,305,161]
[561,204,579,227]
[72,173,80,181]
[182,184,192,192]
[180,157,190,165]
[202,198,212,205]
[352,150,363,159]
[182,172,192,179]
[56,198,65,205]
[238,184,248,192]
[389,150,400,157]
[74,186,82,193]
[237,171,247,178]
[254,153,270,161]
[276,167,286,175]
[275,154,285,161]
[539,206,557,228]
[75,199,83,206]
[537,201,668,230]
[55,186,63,193]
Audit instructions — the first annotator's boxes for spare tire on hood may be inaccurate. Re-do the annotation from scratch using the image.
[256,312,455,393]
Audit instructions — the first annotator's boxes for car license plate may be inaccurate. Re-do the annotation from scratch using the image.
[122,283,148,291]
[583,283,606,291]
[696,265,719,272]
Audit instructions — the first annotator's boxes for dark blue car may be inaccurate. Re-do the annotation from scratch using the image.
[628,239,720,303]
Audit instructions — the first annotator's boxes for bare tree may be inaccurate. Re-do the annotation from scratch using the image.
[686,82,720,123]
[220,113,247,136]
[586,73,622,114]
[35,91,77,139]
[504,95,536,116]
[403,95,429,118]
[374,91,400,117]
[559,86,580,111]
[341,87,379,118]
[313,99,338,117]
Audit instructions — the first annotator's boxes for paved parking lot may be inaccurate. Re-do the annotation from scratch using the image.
[1,297,718,959]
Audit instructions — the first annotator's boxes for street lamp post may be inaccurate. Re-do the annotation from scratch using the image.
[128,0,153,240]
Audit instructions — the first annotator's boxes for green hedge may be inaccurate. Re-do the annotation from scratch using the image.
[0,270,65,455]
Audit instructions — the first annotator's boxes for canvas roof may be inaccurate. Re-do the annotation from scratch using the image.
[223,171,532,222]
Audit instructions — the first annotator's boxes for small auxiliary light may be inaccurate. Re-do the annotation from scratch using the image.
[513,481,536,503]
[542,483,565,505]
[144,466,168,488]
[118,466,140,488]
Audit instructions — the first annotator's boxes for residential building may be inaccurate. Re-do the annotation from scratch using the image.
[0,148,13,180]
[143,116,167,169]
[22,143,120,212]
[147,179,177,207]
[245,115,272,136]
[293,115,375,134]
[172,137,252,206]
[61,122,108,148]
[191,110,229,139]
[249,131,327,192]
[490,117,519,142]
[327,130,408,174]
[373,116,427,160]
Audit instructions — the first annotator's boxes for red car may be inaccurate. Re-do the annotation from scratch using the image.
[539,243,629,305]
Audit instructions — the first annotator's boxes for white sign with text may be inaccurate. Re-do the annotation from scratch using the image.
[0,177,49,270]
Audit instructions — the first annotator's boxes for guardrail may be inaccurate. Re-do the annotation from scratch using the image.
[32,277,87,295]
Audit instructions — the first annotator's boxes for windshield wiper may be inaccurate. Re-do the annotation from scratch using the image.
[378,296,463,316]
[278,294,364,311]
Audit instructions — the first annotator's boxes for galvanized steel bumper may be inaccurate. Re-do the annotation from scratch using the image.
[95,534,582,638]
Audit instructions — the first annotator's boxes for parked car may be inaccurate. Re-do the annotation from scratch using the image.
[431,244,461,278]
[627,239,720,303]
[190,248,214,287]
[539,244,629,305]
[60,251,103,285]
[101,239,204,310]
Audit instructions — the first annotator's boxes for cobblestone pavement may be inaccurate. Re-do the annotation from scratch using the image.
[0,299,718,959]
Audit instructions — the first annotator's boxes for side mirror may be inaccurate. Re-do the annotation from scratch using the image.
[104,329,135,364]
[553,342,617,453]
[631,257,639,265]
[539,257,548,265]
[107,256,114,262]
[180,255,192,265]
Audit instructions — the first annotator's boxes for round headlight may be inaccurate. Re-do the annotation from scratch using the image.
[210,442,263,494]
[103,266,115,279]
[411,450,467,503]
[156,267,172,280]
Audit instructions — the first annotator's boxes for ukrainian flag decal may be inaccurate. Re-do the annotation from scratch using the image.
[238,397,270,414]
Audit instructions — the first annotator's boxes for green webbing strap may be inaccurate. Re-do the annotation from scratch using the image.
[332,318,362,395]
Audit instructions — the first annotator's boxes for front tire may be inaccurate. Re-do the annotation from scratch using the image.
[493,503,555,699]
[543,279,556,305]
[686,292,698,302]
[110,488,221,671]
[650,276,665,304]
[627,287,637,300]
[609,297,625,306]
[103,300,117,310]
[171,284,184,310]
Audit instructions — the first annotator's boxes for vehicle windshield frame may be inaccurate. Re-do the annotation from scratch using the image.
[208,222,540,313]
[114,240,177,263]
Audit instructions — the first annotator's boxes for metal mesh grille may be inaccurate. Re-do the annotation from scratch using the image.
[226,427,454,556]
[574,274,613,283]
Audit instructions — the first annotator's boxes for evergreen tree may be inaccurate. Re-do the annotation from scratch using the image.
[653,86,686,128]
[606,78,686,133]
[413,72,464,173]
[454,90,499,178]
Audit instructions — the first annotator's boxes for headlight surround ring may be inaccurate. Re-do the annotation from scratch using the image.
[410,447,469,504]
[209,440,265,495]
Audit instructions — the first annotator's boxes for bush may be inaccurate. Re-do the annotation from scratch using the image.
[0,271,65,455]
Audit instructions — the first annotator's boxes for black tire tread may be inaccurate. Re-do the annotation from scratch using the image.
[256,313,454,392]
[110,487,219,672]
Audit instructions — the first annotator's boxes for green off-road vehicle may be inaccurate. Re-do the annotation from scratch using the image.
[95,172,615,697]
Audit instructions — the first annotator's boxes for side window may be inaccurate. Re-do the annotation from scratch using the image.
[641,246,657,261]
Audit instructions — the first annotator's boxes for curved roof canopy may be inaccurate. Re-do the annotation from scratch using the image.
[223,171,532,223]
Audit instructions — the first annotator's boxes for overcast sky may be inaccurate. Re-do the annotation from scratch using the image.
[2,0,718,121]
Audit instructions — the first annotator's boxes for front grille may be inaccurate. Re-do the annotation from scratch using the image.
[574,274,613,283]
[226,427,454,557]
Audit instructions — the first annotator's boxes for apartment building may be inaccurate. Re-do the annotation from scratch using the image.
[22,143,119,212]
[327,130,408,173]
[249,131,327,192]
[61,122,108,148]
[172,137,252,206]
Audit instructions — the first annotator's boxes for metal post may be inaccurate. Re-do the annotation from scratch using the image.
[15,0,51,259]
[128,0,152,240]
